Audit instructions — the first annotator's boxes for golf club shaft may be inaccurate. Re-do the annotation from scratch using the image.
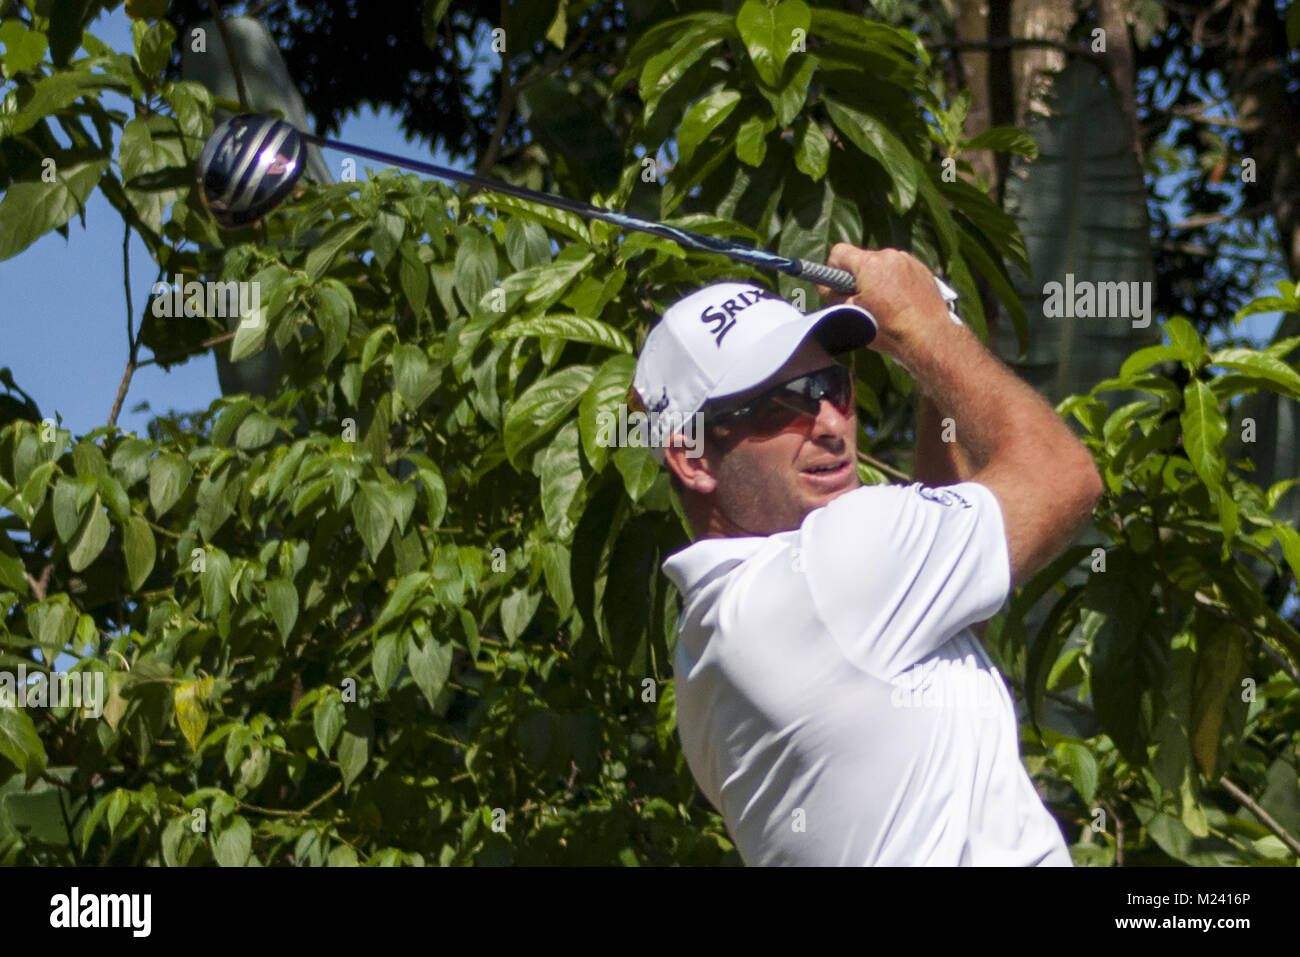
[302,133,859,294]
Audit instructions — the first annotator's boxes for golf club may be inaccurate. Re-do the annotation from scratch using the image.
[196,113,861,293]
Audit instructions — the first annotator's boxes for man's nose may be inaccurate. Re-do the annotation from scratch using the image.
[811,395,853,437]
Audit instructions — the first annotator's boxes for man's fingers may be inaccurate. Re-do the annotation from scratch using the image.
[821,243,868,304]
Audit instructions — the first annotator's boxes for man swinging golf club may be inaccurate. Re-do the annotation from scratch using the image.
[636,243,1103,866]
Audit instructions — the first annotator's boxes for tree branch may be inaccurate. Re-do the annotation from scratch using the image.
[1165,192,1300,231]
[922,36,1109,68]
[857,449,912,482]
[1217,775,1300,857]
[475,6,601,176]
[135,329,238,369]
[108,223,141,428]
[208,0,251,111]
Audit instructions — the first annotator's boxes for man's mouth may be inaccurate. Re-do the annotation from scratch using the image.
[800,459,852,486]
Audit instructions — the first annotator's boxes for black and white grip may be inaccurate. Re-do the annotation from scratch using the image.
[792,259,858,293]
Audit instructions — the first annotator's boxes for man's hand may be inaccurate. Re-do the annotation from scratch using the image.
[818,245,953,359]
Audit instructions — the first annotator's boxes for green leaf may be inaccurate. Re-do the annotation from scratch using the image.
[1081,556,1156,764]
[148,452,191,518]
[315,281,353,366]
[110,437,153,488]
[352,481,395,559]
[373,571,429,632]
[1210,348,1300,399]
[173,676,214,752]
[0,155,110,262]
[305,219,366,281]
[421,0,454,47]
[504,216,552,270]
[1164,316,1205,363]
[265,579,299,644]
[370,210,404,270]
[399,242,430,318]
[613,445,659,502]
[52,478,85,543]
[536,420,585,540]
[229,313,268,362]
[0,708,47,783]
[337,714,371,789]
[495,315,632,354]
[522,249,596,312]
[735,0,810,87]
[133,18,175,75]
[372,633,403,693]
[579,354,636,472]
[1273,526,1300,583]
[408,636,453,708]
[735,111,771,167]
[1190,629,1245,778]
[28,599,77,656]
[200,547,233,620]
[314,692,344,756]
[541,542,574,615]
[678,89,742,165]
[503,364,596,467]
[501,587,541,642]
[235,412,279,450]
[196,460,237,540]
[963,126,1039,159]
[1055,742,1098,805]
[824,99,918,212]
[1181,379,1227,492]
[123,516,156,591]
[0,71,115,139]
[1120,344,1191,381]
[214,816,251,867]
[759,54,815,126]
[475,191,587,243]
[67,495,110,571]
[0,550,27,594]
[453,229,497,310]
[393,343,434,409]
[638,18,731,128]
[793,117,830,179]
[0,21,48,75]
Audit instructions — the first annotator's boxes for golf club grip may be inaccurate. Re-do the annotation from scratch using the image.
[794,260,857,293]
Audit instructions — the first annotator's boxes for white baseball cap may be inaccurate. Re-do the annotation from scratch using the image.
[631,282,878,460]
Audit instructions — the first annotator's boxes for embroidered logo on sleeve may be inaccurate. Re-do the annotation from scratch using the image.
[916,485,972,508]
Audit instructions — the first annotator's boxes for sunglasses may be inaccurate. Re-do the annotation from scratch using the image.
[703,364,855,438]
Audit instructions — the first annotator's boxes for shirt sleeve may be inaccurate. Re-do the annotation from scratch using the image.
[799,481,1012,676]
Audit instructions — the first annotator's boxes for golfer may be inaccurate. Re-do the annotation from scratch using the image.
[632,243,1103,865]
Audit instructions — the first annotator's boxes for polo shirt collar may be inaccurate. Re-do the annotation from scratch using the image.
[662,535,769,597]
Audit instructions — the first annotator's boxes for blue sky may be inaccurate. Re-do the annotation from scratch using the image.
[0,7,477,440]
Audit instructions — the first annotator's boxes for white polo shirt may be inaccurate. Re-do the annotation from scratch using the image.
[662,480,1072,866]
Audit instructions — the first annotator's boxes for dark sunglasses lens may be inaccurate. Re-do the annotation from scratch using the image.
[780,366,852,414]
[709,366,854,436]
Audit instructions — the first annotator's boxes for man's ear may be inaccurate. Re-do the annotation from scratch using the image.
[664,433,719,495]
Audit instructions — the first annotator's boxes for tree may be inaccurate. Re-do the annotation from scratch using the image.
[1,0,1298,866]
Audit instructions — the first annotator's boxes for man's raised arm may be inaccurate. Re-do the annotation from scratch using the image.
[822,244,1103,588]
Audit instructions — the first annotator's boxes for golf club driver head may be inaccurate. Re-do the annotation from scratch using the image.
[197,113,305,228]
